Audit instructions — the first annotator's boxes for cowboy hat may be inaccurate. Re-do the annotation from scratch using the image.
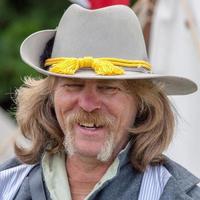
[20,4,197,95]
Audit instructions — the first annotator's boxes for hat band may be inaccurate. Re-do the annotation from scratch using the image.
[45,57,151,75]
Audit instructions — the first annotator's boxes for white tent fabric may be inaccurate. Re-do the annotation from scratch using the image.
[149,0,200,177]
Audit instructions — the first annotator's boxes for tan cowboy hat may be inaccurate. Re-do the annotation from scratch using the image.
[20,4,197,95]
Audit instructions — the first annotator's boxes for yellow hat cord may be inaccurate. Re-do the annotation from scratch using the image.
[44,57,151,76]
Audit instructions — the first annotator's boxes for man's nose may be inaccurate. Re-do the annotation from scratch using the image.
[78,87,101,112]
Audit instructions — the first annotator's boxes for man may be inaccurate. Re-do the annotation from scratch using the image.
[0,4,200,200]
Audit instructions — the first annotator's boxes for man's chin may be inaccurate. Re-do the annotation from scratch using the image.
[74,148,107,159]
[65,146,114,162]
[63,129,115,162]
[78,147,114,162]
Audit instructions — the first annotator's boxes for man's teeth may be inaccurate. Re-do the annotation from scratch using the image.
[79,123,100,128]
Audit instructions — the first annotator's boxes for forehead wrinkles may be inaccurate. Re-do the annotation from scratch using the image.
[96,79,125,85]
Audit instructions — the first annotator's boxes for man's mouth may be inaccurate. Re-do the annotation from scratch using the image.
[74,121,108,137]
[78,122,103,129]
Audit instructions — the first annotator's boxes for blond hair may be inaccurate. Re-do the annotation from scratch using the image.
[125,80,174,171]
[15,77,174,171]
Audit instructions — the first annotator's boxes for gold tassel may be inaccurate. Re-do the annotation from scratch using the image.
[45,57,151,76]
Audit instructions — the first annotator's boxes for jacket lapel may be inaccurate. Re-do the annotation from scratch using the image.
[29,165,47,200]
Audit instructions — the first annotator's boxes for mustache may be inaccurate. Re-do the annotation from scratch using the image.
[65,109,115,128]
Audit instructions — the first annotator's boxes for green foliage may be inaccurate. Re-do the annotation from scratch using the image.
[131,0,137,5]
[0,0,72,107]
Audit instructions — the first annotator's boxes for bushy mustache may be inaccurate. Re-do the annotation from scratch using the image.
[65,109,115,129]
[63,109,116,161]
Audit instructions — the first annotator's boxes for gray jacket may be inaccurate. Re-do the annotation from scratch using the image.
[0,157,200,200]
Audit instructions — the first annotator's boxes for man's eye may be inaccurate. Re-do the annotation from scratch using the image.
[98,86,120,94]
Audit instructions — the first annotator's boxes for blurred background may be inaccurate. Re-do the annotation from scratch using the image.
[0,0,199,178]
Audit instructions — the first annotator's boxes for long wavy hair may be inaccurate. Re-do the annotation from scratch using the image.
[15,76,175,171]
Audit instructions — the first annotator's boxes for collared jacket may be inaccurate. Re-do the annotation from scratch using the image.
[0,156,200,200]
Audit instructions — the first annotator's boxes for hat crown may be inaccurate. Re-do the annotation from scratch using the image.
[52,4,148,61]
[20,4,197,95]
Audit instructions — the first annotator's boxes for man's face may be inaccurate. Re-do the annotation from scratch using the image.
[54,78,138,162]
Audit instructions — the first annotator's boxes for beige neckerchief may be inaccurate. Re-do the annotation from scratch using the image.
[42,152,71,200]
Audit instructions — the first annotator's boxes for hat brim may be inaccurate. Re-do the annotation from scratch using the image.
[20,30,197,96]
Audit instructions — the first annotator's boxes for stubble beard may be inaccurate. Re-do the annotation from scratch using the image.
[63,110,116,162]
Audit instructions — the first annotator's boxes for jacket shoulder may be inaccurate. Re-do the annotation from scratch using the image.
[0,158,46,200]
[0,157,22,171]
[163,157,200,199]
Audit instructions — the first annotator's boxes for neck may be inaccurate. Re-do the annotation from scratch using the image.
[66,155,112,200]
